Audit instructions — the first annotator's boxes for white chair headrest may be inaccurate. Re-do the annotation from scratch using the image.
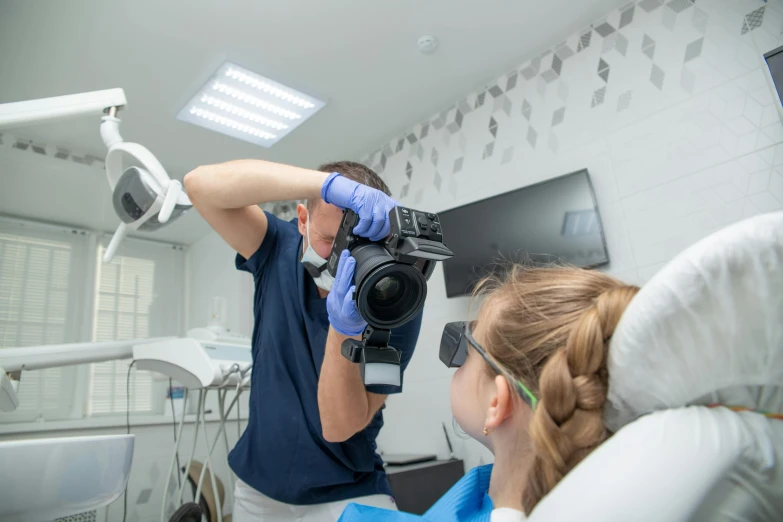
[529,407,783,522]
[605,211,783,432]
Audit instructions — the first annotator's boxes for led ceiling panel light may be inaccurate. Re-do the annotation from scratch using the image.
[177,62,326,147]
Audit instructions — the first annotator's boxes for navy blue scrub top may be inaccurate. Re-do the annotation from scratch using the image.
[228,211,423,505]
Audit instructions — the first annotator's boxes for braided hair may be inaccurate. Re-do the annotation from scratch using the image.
[474,266,639,514]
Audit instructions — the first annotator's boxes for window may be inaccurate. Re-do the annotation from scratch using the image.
[0,217,185,423]
[0,219,89,422]
[88,238,185,416]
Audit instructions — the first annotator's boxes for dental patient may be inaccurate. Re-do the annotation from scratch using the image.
[340,265,639,521]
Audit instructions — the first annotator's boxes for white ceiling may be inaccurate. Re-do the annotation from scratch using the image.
[0,0,625,245]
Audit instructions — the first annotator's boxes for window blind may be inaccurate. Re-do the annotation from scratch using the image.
[0,220,87,422]
[87,237,185,416]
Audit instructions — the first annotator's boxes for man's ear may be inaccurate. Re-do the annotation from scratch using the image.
[297,203,308,237]
[485,375,513,431]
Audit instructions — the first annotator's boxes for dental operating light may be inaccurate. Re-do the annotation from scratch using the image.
[0,88,192,263]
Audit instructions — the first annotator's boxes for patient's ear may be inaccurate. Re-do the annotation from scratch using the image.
[485,375,513,430]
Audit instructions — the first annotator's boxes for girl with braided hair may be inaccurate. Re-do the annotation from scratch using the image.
[340,264,640,522]
[447,265,639,520]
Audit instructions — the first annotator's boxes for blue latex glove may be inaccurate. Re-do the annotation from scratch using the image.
[327,250,367,336]
[322,172,399,241]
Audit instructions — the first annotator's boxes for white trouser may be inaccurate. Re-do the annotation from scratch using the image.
[232,478,398,522]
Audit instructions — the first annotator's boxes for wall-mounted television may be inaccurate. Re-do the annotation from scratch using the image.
[763,44,783,125]
[438,169,609,298]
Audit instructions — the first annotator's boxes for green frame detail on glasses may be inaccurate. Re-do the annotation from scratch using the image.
[463,326,539,410]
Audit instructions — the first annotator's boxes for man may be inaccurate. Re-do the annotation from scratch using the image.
[184,160,422,521]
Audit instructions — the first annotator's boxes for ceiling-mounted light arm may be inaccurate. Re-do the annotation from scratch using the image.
[0,88,127,129]
[0,88,191,264]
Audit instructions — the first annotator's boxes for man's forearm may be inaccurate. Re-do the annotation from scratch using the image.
[318,328,377,443]
[184,159,329,209]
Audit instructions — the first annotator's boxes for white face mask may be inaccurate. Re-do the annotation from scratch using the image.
[301,216,335,292]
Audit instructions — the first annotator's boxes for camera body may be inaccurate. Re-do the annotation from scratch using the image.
[328,206,452,283]
[327,206,453,386]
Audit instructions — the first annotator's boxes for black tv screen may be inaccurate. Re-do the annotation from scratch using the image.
[764,44,783,107]
[439,169,609,298]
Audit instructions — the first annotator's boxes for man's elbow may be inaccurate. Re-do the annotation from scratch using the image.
[322,423,354,443]
[183,168,209,205]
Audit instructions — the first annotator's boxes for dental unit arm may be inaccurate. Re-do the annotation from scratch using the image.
[0,88,191,262]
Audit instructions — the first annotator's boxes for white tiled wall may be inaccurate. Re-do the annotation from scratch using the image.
[366,0,783,471]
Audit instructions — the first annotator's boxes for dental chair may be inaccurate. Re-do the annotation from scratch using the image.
[528,211,783,522]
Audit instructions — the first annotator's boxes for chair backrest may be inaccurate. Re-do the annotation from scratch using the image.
[530,211,783,522]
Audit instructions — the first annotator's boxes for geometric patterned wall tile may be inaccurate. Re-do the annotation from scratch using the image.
[493,95,513,116]
[501,146,515,165]
[406,132,418,144]
[742,6,765,35]
[615,33,629,56]
[642,34,656,59]
[666,0,694,14]
[506,72,519,91]
[594,21,616,37]
[577,31,592,52]
[453,157,464,174]
[434,171,442,191]
[650,64,666,90]
[617,90,633,111]
[483,142,495,159]
[619,5,635,28]
[552,107,566,126]
[521,57,541,79]
[475,91,486,109]
[598,58,611,83]
[446,109,464,134]
[555,42,575,61]
[592,86,607,107]
[527,126,538,148]
[488,84,504,98]
[522,99,533,121]
[558,81,570,101]
[420,123,430,140]
[639,0,664,12]
[537,76,548,97]
[542,68,559,83]
[662,7,677,31]
[405,161,413,179]
[431,147,440,167]
[684,37,704,62]
[489,116,498,138]
[747,169,770,194]
[692,7,709,35]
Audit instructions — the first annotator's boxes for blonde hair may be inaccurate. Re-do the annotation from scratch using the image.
[474,265,639,514]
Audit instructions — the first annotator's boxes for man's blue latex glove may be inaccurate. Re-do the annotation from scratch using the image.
[327,250,367,337]
[322,172,399,241]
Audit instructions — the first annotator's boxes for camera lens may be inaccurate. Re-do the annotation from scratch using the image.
[373,276,402,303]
[351,243,427,329]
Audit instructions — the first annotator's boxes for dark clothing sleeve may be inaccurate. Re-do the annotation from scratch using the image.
[235,211,282,280]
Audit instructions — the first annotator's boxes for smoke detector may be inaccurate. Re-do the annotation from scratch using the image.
[417,35,439,55]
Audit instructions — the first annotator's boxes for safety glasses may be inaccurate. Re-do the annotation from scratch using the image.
[440,321,538,410]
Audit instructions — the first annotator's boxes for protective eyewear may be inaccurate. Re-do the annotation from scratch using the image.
[440,321,538,409]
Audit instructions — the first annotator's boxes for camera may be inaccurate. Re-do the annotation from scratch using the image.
[327,206,454,386]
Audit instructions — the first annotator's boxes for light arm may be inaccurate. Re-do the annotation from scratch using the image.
[0,88,127,129]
